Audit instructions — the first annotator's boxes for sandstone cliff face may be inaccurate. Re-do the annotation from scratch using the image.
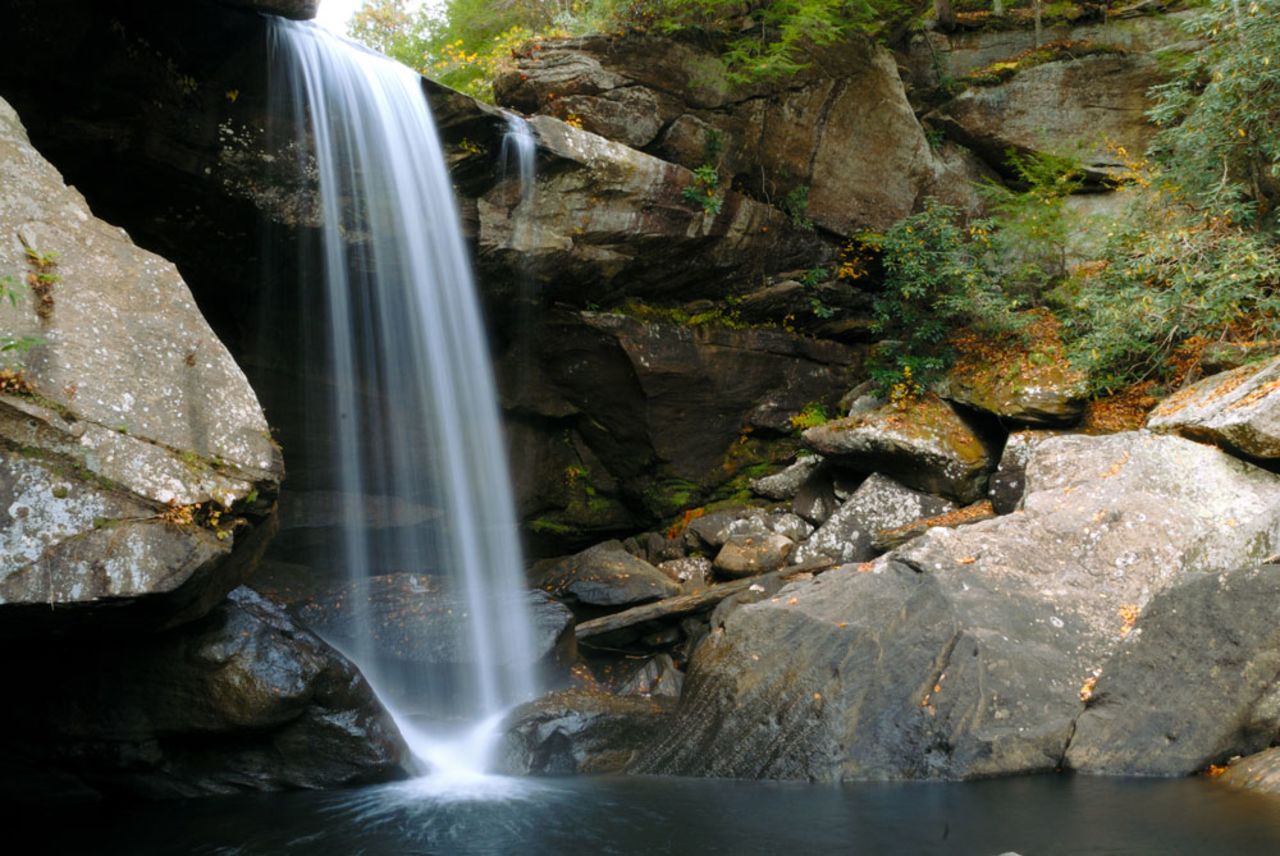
[494,32,986,234]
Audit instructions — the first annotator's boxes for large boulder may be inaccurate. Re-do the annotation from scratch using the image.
[1220,748,1280,794]
[1065,565,1280,776]
[494,32,980,234]
[537,541,680,608]
[1,587,407,799]
[634,432,1280,781]
[793,473,955,566]
[496,688,672,776]
[1147,357,1280,460]
[802,396,995,503]
[933,54,1165,180]
[0,94,281,635]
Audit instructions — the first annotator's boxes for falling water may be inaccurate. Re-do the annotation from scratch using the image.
[268,20,538,771]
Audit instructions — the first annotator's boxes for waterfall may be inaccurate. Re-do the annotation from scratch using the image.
[267,20,538,772]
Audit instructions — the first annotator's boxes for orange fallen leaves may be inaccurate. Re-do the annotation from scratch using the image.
[1118,604,1140,637]
[1079,675,1099,703]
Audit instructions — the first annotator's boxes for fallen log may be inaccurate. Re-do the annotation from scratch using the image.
[574,558,835,641]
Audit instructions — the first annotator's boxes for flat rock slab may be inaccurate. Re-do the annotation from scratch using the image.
[1147,357,1280,460]
[803,396,994,503]
[634,432,1280,781]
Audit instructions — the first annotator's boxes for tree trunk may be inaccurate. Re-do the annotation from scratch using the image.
[935,0,956,31]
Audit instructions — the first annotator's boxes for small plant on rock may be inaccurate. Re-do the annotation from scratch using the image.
[683,164,723,215]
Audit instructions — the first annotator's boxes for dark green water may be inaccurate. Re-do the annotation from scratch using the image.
[19,773,1280,855]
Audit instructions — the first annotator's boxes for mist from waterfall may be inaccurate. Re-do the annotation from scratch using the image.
[267,19,538,776]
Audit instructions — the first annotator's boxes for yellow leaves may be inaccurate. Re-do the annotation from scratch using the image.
[1079,675,1099,703]
[224,89,240,103]
[1238,128,1247,138]
[1118,604,1140,637]
[957,556,977,565]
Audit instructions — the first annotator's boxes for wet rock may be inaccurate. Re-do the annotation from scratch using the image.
[1066,565,1280,776]
[793,473,956,566]
[537,541,680,607]
[496,689,672,775]
[0,95,281,634]
[933,54,1165,181]
[618,654,685,700]
[2,587,407,798]
[1220,748,1280,794]
[714,533,796,579]
[635,432,1280,781]
[1147,357,1280,460]
[751,455,825,501]
[683,509,757,553]
[258,571,574,672]
[803,396,995,503]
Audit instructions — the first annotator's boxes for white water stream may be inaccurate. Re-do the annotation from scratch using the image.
[269,20,538,782]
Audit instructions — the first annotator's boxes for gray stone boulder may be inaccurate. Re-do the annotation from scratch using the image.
[537,541,680,608]
[1065,565,1280,776]
[793,473,956,566]
[933,54,1165,181]
[0,95,281,634]
[657,556,713,590]
[4,587,407,798]
[634,432,1280,781]
[618,653,685,700]
[803,396,995,503]
[713,533,796,579]
[751,455,825,501]
[496,689,672,776]
[1147,357,1280,460]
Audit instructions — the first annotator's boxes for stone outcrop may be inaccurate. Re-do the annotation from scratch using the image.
[1220,748,1280,794]
[803,396,995,503]
[1147,357,1280,460]
[0,94,282,634]
[494,32,983,235]
[2,587,406,798]
[634,432,1280,781]
[932,53,1165,180]
[472,114,829,307]
[1066,565,1280,776]
[508,309,859,532]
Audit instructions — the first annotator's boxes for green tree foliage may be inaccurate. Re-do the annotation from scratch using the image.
[981,149,1082,305]
[1146,0,1280,225]
[862,199,1018,394]
[1065,0,1280,391]
[348,0,917,100]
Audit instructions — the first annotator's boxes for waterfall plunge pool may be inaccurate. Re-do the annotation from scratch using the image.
[22,773,1280,854]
